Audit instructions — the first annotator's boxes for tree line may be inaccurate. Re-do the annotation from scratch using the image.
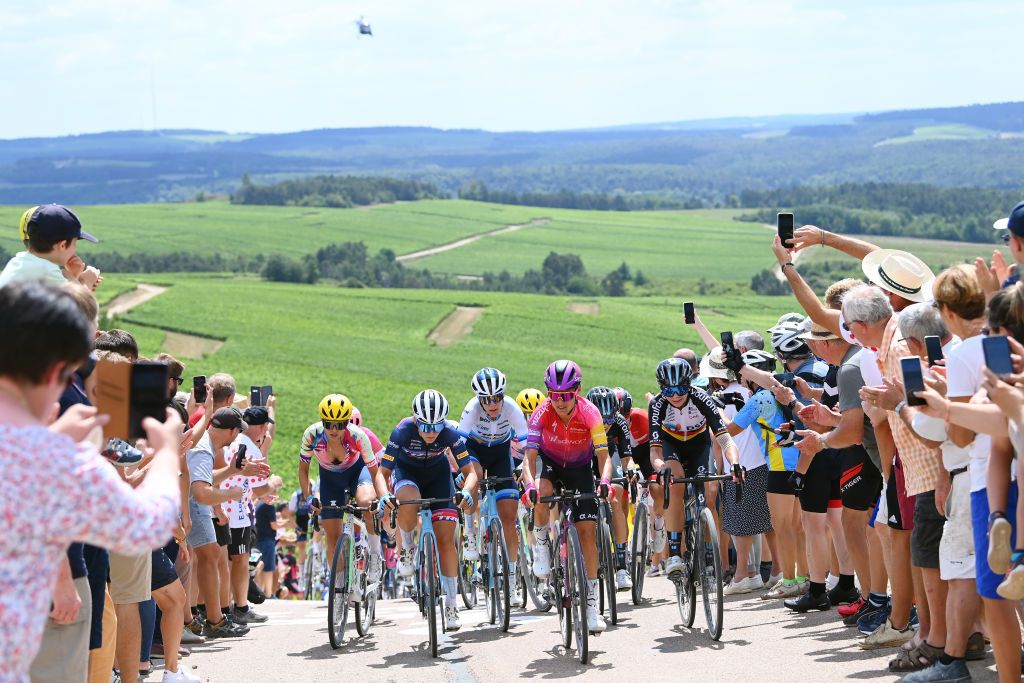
[457,181,698,211]
[232,174,446,207]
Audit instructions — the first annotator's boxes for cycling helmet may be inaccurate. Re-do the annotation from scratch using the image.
[773,312,806,329]
[412,389,448,424]
[656,357,692,388]
[770,320,813,359]
[614,386,633,415]
[471,367,506,397]
[742,349,778,373]
[319,394,353,421]
[516,388,544,414]
[545,359,582,391]
[586,386,620,420]
[350,406,363,427]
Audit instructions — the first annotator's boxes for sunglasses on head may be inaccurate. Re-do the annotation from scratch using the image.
[323,420,349,431]
[661,386,688,397]
[479,394,504,406]
[417,420,445,433]
[547,391,577,402]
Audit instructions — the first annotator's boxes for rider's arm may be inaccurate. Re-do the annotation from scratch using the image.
[298,460,312,499]
[450,437,478,494]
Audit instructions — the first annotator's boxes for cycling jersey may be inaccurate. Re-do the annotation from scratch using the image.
[627,408,649,448]
[458,396,528,446]
[381,417,470,471]
[362,426,384,461]
[526,397,609,469]
[731,389,798,471]
[791,358,829,404]
[648,387,727,447]
[299,422,377,473]
[605,412,633,460]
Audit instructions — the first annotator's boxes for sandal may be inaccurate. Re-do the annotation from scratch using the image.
[965,631,988,661]
[888,641,944,672]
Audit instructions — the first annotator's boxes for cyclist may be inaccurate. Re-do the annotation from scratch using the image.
[375,390,478,631]
[521,360,614,633]
[616,387,666,572]
[648,358,742,580]
[458,368,527,582]
[517,387,544,417]
[587,386,634,591]
[299,394,383,584]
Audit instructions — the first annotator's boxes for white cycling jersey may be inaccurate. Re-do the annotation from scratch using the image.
[458,396,528,447]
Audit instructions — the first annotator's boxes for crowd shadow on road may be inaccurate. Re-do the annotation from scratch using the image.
[287,634,380,661]
[519,645,613,678]
[449,623,531,645]
[366,642,469,671]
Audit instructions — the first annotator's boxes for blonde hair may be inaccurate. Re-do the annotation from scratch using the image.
[824,278,863,311]
[988,282,1024,342]
[933,264,985,321]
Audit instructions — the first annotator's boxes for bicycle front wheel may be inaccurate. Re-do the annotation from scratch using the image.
[327,535,352,649]
[355,544,375,637]
[567,525,589,665]
[630,501,649,606]
[598,502,617,625]
[699,507,724,641]
[489,518,512,632]
[422,536,440,658]
[520,538,551,611]
[458,538,479,610]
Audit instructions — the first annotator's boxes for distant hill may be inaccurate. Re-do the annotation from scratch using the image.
[1,101,1023,205]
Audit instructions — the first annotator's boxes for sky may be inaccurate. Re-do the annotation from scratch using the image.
[0,0,1020,138]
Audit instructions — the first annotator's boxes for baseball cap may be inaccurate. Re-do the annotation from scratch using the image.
[993,201,1024,237]
[243,406,275,426]
[211,406,247,431]
[20,204,98,244]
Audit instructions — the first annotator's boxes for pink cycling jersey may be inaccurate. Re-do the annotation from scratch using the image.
[299,422,376,473]
[526,397,609,469]
[362,426,384,462]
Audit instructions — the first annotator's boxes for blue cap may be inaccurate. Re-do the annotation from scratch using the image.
[994,201,1024,237]
[23,204,98,243]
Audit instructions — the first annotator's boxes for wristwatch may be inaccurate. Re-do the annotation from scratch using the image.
[894,399,908,415]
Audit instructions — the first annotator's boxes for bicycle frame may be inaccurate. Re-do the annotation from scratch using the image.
[474,477,517,592]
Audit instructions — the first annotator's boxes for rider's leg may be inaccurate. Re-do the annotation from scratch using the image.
[611,484,628,570]
[577,520,599,580]
[664,459,687,555]
[356,482,382,565]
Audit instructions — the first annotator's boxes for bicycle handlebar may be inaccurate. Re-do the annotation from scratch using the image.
[537,490,600,505]
[479,476,518,491]
[661,471,743,509]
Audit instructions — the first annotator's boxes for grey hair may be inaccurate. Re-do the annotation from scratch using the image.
[735,330,764,351]
[898,302,949,342]
[842,285,893,325]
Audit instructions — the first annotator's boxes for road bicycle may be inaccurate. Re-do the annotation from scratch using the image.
[322,500,381,648]
[627,472,655,606]
[472,476,516,631]
[457,512,480,610]
[595,477,630,626]
[517,504,551,611]
[661,471,741,641]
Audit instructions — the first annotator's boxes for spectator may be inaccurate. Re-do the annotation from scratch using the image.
[95,329,140,362]
[0,204,102,290]
[153,353,189,423]
[254,498,287,598]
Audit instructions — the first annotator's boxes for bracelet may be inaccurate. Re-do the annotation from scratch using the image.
[819,229,825,246]
[781,262,795,271]
[894,399,907,415]
[818,433,829,450]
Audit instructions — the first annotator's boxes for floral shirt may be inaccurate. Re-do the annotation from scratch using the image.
[0,425,180,682]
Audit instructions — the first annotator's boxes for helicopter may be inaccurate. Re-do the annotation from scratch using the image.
[356,16,372,36]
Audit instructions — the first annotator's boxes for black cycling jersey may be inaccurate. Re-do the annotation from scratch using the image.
[647,386,727,447]
[606,412,633,460]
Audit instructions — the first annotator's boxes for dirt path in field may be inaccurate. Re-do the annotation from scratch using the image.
[567,302,600,315]
[104,284,168,316]
[397,218,549,263]
[428,306,484,347]
[162,331,224,359]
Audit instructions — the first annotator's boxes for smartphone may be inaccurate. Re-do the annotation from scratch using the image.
[982,335,1014,377]
[720,331,734,354]
[777,212,795,247]
[899,356,927,407]
[250,385,272,407]
[924,335,944,367]
[129,362,170,440]
[683,302,695,325]
[193,375,207,404]
[233,443,247,470]
[774,372,796,387]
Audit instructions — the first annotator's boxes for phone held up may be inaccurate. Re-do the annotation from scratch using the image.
[720,331,734,355]
[982,335,1014,378]
[193,375,207,404]
[899,356,927,407]
[233,443,247,470]
[924,335,944,367]
[777,212,795,248]
[250,385,273,407]
[683,302,695,325]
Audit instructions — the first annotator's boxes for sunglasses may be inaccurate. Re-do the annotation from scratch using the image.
[661,386,688,397]
[417,420,445,433]
[171,376,184,385]
[842,319,863,332]
[601,415,615,424]
[548,391,577,402]
[323,420,349,431]
[479,394,504,406]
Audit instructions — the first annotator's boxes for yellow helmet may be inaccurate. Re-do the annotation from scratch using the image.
[516,388,544,415]
[318,394,353,421]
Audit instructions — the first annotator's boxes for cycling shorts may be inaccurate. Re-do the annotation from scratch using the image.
[631,442,653,478]
[538,452,598,523]
[657,430,711,480]
[798,450,842,514]
[837,446,883,512]
[393,459,456,513]
[766,470,798,496]
[466,440,517,494]
[319,461,374,520]
[590,447,624,482]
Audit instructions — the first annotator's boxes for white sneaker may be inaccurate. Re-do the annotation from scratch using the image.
[586,602,607,633]
[651,520,667,553]
[723,575,765,595]
[762,580,802,600]
[367,553,383,583]
[464,532,480,562]
[397,548,415,578]
[444,604,462,631]
[765,572,783,590]
[615,568,633,591]
[664,555,685,578]
[162,669,201,683]
[532,539,551,579]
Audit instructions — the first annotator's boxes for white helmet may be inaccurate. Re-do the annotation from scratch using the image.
[412,389,449,424]
[770,320,812,359]
[471,367,506,397]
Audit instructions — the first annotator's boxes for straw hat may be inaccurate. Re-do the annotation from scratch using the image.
[861,249,935,303]
[799,320,841,342]
[699,346,733,380]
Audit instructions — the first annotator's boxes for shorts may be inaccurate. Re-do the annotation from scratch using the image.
[256,538,277,572]
[229,526,254,558]
[466,439,517,497]
[538,452,598,523]
[591,447,625,481]
[320,462,374,519]
[214,520,230,547]
[151,546,179,592]
[658,431,711,482]
[838,446,883,512]
[799,450,841,513]
[295,511,310,539]
[29,576,91,683]
[631,441,653,478]
[392,459,456,513]
[972,481,1019,600]
[911,490,944,568]
[109,551,152,604]
[939,472,975,581]
[885,455,916,531]
[766,470,797,496]
[722,464,771,536]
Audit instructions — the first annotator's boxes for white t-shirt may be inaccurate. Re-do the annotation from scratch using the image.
[220,433,268,528]
[946,335,991,492]
[721,383,764,471]
[0,251,67,288]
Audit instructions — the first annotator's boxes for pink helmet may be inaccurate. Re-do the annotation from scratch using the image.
[544,359,582,391]
[350,407,363,427]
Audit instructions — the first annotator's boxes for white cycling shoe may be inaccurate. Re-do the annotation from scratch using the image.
[664,555,686,578]
[397,548,415,578]
[464,533,480,562]
[651,521,667,554]
[532,540,552,579]
[444,604,462,631]
[367,554,383,583]
[615,568,633,591]
[586,601,607,633]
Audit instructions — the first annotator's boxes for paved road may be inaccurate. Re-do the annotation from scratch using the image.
[175,579,998,682]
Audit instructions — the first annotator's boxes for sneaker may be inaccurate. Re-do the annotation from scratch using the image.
[784,591,831,612]
[998,560,1024,600]
[765,572,784,591]
[651,521,667,554]
[795,577,810,595]
[186,618,204,637]
[161,669,201,683]
[859,619,914,650]
[367,553,383,583]
[248,577,266,605]
[724,575,765,595]
[844,599,885,627]
[827,585,860,606]
[586,602,607,633]
[857,602,892,635]
[646,564,661,577]
[232,607,268,624]
[180,626,204,645]
[532,539,552,579]
[464,532,480,562]
[615,568,633,591]
[762,580,802,599]
[664,555,686,578]
[989,515,1013,574]
[900,659,970,683]
[205,618,249,638]
[444,604,461,631]
[838,597,867,618]
[759,561,774,584]
[398,548,415,578]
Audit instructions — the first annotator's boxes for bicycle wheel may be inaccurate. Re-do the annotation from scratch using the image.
[566,525,589,665]
[489,518,512,632]
[303,551,314,600]
[699,507,724,641]
[598,502,618,625]
[630,501,649,606]
[554,542,570,649]
[327,535,352,649]
[520,539,551,611]
[422,536,440,658]
[458,537,479,610]
[355,544,375,637]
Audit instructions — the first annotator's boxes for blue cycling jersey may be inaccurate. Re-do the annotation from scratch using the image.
[381,417,471,471]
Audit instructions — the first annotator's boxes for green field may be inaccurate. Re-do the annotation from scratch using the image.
[794,233,1008,270]
[109,275,799,491]
[876,124,996,146]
